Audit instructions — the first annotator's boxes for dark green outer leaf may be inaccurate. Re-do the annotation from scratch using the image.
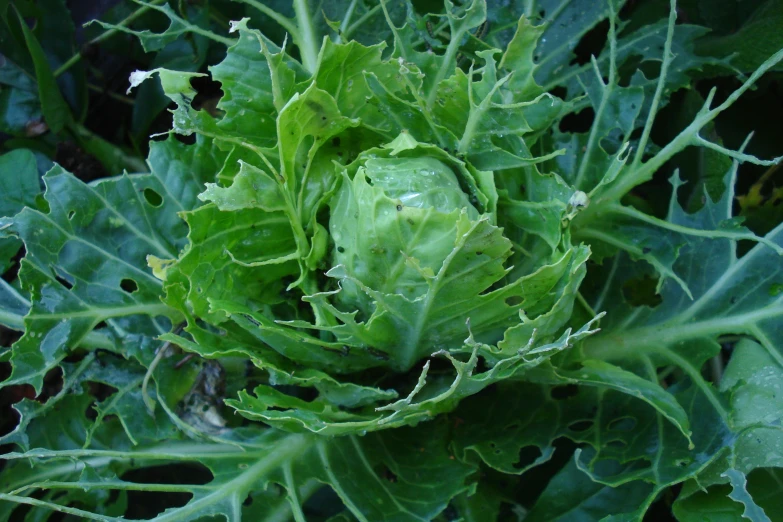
[14,7,71,133]
[697,0,783,71]
[0,148,39,273]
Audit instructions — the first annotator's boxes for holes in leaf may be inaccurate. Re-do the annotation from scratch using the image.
[122,463,213,519]
[243,494,254,506]
[591,457,628,476]
[271,384,318,403]
[549,85,567,100]
[85,402,98,421]
[441,504,460,521]
[1,246,24,286]
[559,107,595,133]
[605,439,627,450]
[675,458,691,468]
[174,133,196,145]
[374,464,398,483]
[336,246,345,253]
[622,274,662,307]
[302,485,341,519]
[54,274,73,290]
[638,60,662,80]
[550,384,579,400]
[473,356,491,375]
[120,278,138,293]
[505,295,523,307]
[569,19,609,66]
[38,366,64,402]
[0,394,23,438]
[607,416,637,432]
[143,188,163,207]
[616,55,643,86]
[568,420,594,432]
[600,134,622,155]
[190,74,224,115]
[67,210,75,220]
[513,445,542,470]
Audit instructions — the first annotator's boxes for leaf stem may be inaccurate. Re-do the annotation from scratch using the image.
[605,202,783,254]
[54,0,168,78]
[340,0,359,36]
[573,0,618,190]
[141,335,177,414]
[426,36,462,109]
[457,73,512,154]
[235,0,298,36]
[0,305,115,350]
[87,83,135,105]
[631,0,676,169]
[284,463,308,522]
[293,0,319,73]
[0,494,124,522]
[138,1,235,46]
[576,291,598,319]
[600,46,783,203]
[344,4,383,40]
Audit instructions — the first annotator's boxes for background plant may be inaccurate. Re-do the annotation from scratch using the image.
[1,0,783,520]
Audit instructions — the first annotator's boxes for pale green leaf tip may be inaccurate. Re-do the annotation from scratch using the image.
[383,131,420,156]
[127,68,205,95]
[228,17,251,34]
[147,255,174,281]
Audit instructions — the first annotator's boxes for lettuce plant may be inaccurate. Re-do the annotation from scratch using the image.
[1,0,783,519]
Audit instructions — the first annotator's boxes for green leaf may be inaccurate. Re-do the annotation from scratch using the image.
[225,307,601,435]
[327,169,586,370]
[697,0,783,72]
[0,49,43,136]
[199,160,285,213]
[487,0,623,92]
[675,468,783,522]
[525,457,651,522]
[207,19,306,148]
[394,0,486,104]
[722,469,773,522]
[549,360,692,445]
[314,39,399,120]
[2,413,476,521]
[3,136,223,391]
[161,203,298,322]
[536,10,730,100]
[434,51,568,171]
[673,484,746,522]
[582,185,783,365]
[276,83,358,195]
[89,0,233,54]
[0,148,39,272]
[14,6,72,133]
[3,1,781,520]
[576,147,782,297]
